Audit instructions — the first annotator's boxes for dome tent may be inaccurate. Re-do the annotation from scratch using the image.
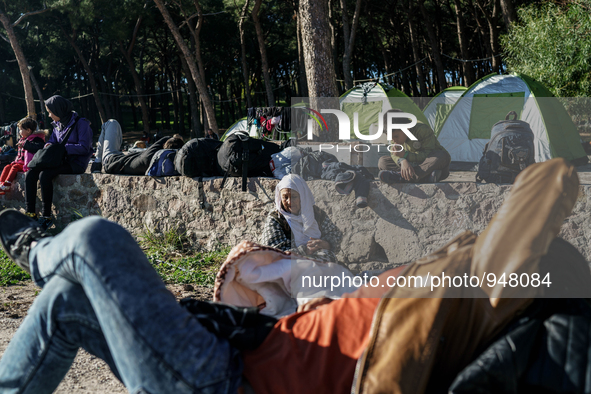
[437,73,588,164]
[423,86,467,135]
[339,82,428,142]
[220,117,258,141]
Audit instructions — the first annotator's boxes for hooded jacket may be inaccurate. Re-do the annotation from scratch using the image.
[45,95,93,171]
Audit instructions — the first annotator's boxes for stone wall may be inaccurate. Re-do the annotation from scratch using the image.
[3,173,590,271]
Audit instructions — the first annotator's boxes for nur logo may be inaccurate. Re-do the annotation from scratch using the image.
[303,108,418,141]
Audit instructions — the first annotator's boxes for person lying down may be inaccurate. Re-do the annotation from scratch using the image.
[0,158,589,394]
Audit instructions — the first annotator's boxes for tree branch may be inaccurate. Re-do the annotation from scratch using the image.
[12,7,53,28]
[0,32,9,43]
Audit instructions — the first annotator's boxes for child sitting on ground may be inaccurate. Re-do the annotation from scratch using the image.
[0,117,45,195]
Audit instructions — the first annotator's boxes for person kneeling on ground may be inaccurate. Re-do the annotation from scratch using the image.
[378,108,451,184]
[0,159,588,394]
[91,119,184,175]
[25,95,92,230]
[260,173,342,263]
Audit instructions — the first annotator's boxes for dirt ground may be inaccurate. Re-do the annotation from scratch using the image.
[0,282,214,393]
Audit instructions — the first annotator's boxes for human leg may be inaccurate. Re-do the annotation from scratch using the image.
[28,216,241,393]
[0,163,12,183]
[0,276,120,394]
[412,149,451,181]
[95,119,122,163]
[24,169,42,215]
[38,164,73,217]
[377,155,400,172]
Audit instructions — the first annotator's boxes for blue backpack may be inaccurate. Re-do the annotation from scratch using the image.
[146,149,179,176]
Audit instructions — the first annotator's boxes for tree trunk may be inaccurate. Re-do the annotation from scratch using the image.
[294,3,308,97]
[28,69,46,121]
[418,0,446,91]
[187,0,208,91]
[340,0,362,90]
[239,0,253,108]
[475,0,502,73]
[62,28,107,124]
[0,9,36,116]
[452,0,475,86]
[180,55,202,138]
[299,0,340,141]
[499,0,517,28]
[119,19,151,133]
[407,2,428,97]
[153,0,219,134]
[252,0,275,106]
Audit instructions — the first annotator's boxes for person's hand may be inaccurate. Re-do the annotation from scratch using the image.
[400,160,416,181]
[307,238,331,253]
[393,149,405,158]
[297,297,334,313]
[16,140,24,148]
[44,143,52,148]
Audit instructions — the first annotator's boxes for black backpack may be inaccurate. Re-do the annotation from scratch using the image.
[174,138,222,178]
[476,111,535,184]
[217,134,281,191]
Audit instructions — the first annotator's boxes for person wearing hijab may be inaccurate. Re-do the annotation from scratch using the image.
[260,174,342,263]
[24,95,93,230]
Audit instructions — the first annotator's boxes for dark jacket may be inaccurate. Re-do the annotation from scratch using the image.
[47,112,93,171]
[448,298,591,394]
[104,137,168,175]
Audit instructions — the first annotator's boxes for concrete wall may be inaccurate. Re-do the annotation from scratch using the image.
[3,172,590,271]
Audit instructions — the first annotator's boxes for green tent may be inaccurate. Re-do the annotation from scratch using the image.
[437,73,588,164]
[339,83,429,142]
[423,86,467,135]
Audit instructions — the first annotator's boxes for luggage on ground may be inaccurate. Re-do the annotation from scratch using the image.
[476,111,535,184]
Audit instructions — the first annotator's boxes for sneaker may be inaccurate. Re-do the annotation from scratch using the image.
[379,170,403,185]
[38,216,53,231]
[0,184,10,191]
[0,209,49,273]
[0,191,4,195]
[429,169,443,183]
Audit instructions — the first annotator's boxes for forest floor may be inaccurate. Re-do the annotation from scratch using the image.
[0,282,213,393]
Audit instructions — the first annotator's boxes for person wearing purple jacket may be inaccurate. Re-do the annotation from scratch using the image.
[25,95,93,230]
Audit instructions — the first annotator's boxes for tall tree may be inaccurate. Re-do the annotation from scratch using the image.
[299,0,339,140]
[153,0,219,134]
[474,0,502,73]
[237,0,253,108]
[499,0,517,28]
[119,8,151,133]
[252,0,274,106]
[418,0,446,91]
[452,0,475,86]
[61,26,108,124]
[340,0,362,90]
[0,6,51,116]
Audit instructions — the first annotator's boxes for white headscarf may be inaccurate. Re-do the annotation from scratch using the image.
[275,174,321,247]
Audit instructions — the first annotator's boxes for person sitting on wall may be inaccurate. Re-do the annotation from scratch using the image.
[25,95,93,230]
[0,116,45,196]
[0,158,588,394]
[378,108,451,184]
[259,173,342,263]
[91,119,184,174]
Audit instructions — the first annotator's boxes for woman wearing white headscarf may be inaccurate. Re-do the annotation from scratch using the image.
[260,174,342,263]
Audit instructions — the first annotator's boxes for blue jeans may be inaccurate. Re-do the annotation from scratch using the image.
[0,217,243,394]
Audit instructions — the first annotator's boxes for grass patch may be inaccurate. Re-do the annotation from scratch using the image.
[140,226,230,286]
[0,227,231,288]
[0,249,30,286]
[147,249,230,286]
